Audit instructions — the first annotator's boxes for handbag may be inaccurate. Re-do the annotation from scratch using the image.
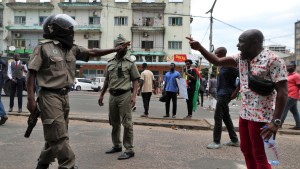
[159,91,167,102]
[247,61,275,96]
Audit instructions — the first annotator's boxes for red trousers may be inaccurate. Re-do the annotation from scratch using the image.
[239,117,272,169]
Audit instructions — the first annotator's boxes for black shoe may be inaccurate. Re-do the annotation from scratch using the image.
[118,151,135,160]
[8,108,13,112]
[0,115,8,125]
[163,115,170,118]
[105,147,122,154]
[18,108,22,113]
[36,163,49,169]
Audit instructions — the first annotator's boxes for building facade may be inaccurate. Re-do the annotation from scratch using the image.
[0,0,192,77]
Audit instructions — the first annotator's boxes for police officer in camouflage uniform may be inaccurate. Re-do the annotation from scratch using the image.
[27,14,130,169]
[98,36,140,160]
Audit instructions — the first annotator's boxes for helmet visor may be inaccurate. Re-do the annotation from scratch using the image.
[51,14,78,30]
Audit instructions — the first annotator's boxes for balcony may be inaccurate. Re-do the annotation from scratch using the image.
[131,2,165,10]
[131,25,164,32]
[58,1,102,10]
[6,24,101,32]
[6,0,54,10]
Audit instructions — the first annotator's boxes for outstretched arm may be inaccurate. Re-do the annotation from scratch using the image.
[88,41,130,57]
[186,37,237,67]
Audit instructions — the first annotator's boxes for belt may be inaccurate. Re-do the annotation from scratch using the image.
[41,87,70,95]
[109,89,130,96]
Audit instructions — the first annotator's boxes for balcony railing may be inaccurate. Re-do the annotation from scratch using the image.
[6,1,54,10]
[131,2,165,10]
[131,25,165,32]
[58,1,102,10]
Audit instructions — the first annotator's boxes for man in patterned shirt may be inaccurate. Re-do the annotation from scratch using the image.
[187,29,287,169]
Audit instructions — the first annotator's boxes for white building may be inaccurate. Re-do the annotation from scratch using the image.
[0,0,191,62]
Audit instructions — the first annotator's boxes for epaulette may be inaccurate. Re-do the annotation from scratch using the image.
[124,57,133,63]
[107,57,115,62]
[39,39,53,45]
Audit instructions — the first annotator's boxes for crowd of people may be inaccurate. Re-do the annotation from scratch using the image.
[0,13,299,169]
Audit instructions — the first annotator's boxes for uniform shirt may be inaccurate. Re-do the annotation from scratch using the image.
[106,55,140,90]
[28,39,89,89]
[140,69,154,93]
[231,50,287,122]
[287,72,300,99]
[163,70,180,93]
[7,60,27,79]
[217,66,239,96]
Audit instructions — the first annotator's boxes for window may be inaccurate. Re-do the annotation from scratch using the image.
[15,16,26,25]
[297,59,300,65]
[88,40,100,49]
[114,17,128,26]
[297,40,300,45]
[142,41,154,49]
[143,17,154,26]
[39,16,47,26]
[297,49,300,55]
[168,17,182,26]
[115,0,129,2]
[89,0,100,2]
[89,17,100,25]
[145,55,157,62]
[96,69,104,75]
[169,0,183,2]
[143,0,155,2]
[168,41,182,49]
[14,39,26,48]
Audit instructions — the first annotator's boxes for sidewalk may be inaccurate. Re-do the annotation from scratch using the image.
[8,110,300,135]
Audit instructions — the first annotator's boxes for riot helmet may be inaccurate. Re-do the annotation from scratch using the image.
[43,14,77,49]
[43,14,77,33]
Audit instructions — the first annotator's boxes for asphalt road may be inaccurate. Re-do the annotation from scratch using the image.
[1,116,300,169]
[1,90,297,126]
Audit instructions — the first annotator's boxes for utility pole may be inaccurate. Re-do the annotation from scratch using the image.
[206,0,217,80]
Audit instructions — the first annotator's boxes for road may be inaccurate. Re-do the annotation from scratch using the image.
[1,90,297,126]
[1,116,300,169]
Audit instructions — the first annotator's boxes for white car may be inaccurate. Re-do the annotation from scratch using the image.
[73,78,93,91]
[91,77,105,92]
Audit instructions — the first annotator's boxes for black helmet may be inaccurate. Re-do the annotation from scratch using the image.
[43,14,77,33]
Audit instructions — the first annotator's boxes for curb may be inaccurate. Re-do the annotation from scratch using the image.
[7,113,300,135]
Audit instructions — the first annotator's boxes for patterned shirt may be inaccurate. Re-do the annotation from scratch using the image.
[231,50,287,122]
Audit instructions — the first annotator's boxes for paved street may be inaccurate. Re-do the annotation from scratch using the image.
[1,90,298,127]
[1,116,300,169]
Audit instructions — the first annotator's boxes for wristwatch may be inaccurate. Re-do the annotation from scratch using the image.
[272,119,282,126]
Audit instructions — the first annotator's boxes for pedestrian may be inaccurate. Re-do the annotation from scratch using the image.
[280,61,300,130]
[187,29,288,169]
[207,47,240,149]
[154,78,159,94]
[138,63,154,117]
[26,14,130,169]
[208,73,217,111]
[98,36,140,160]
[0,52,8,125]
[184,59,200,119]
[7,53,27,113]
[163,63,181,118]
[199,76,207,107]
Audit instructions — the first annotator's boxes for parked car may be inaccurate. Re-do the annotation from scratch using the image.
[73,78,93,91]
[91,77,105,92]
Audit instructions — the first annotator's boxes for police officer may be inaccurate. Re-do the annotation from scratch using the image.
[98,36,140,160]
[27,14,130,169]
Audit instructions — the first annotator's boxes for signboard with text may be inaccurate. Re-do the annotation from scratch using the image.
[174,54,187,62]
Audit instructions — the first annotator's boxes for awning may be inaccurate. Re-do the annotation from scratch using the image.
[5,49,33,54]
[130,51,166,56]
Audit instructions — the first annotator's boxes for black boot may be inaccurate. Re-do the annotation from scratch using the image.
[36,163,49,169]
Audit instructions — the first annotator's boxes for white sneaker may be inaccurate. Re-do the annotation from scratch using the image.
[223,140,240,147]
[207,142,221,149]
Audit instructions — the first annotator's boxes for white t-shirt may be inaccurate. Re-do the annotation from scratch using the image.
[141,69,154,93]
